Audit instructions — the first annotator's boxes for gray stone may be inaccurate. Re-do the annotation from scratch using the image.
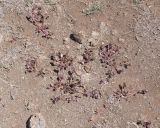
[26,113,46,128]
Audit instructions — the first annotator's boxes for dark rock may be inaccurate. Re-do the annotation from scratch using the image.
[70,33,82,44]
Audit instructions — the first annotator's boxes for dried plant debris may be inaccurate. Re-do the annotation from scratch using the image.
[50,96,61,104]
[26,5,52,38]
[51,95,82,104]
[113,83,128,101]
[119,59,131,69]
[25,57,37,73]
[50,92,83,104]
[82,48,94,64]
[36,68,46,77]
[70,33,82,44]
[136,120,151,128]
[137,89,148,95]
[133,89,148,96]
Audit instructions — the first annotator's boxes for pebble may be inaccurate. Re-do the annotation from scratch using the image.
[0,34,3,44]
[118,37,125,43]
[70,33,82,44]
[91,31,99,39]
[81,73,92,84]
[89,31,100,46]
[26,113,46,128]
[76,55,83,62]
[111,29,118,36]
[63,37,70,45]
[100,22,111,35]
[135,35,142,41]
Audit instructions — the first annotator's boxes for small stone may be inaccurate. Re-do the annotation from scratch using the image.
[75,70,83,76]
[76,55,83,62]
[70,33,82,44]
[81,73,92,84]
[0,34,3,44]
[118,37,125,43]
[74,64,83,76]
[111,29,118,36]
[100,22,111,35]
[65,45,70,49]
[91,31,99,39]
[135,35,141,41]
[88,31,100,46]
[63,37,70,45]
[26,113,46,128]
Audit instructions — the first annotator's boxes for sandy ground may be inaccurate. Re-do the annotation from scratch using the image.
[0,0,160,128]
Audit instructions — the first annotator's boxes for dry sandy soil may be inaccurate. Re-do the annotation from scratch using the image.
[0,0,160,128]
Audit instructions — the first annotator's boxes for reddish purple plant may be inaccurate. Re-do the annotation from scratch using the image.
[113,83,128,101]
[26,5,52,39]
[82,48,94,64]
[25,57,37,73]
[99,43,119,67]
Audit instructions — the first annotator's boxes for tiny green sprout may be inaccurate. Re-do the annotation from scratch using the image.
[82,2,101,16]
[133,0,141,5]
